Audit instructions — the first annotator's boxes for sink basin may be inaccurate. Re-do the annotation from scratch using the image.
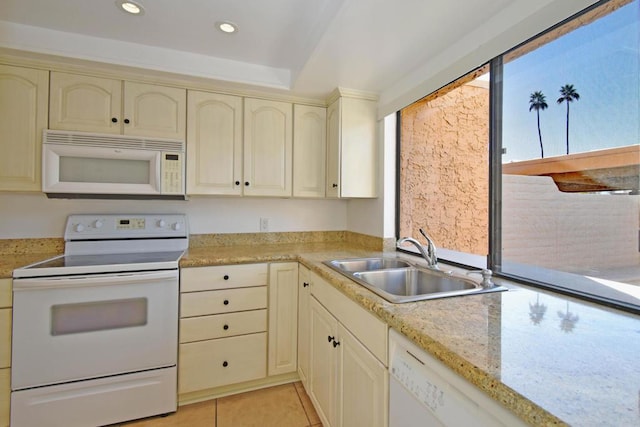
[327,257,412,272]
[323,257,507,303]
[353,268,480,303]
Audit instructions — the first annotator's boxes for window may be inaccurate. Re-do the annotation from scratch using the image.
[398,0,640,312]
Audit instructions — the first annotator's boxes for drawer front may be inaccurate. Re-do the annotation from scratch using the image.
[178,333,267,394]
[180,309,267,343]
[181,264,268,292]
[181,287,267,317]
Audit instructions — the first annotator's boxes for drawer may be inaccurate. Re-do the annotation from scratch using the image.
[178,333,266,394]
[181,264,268,292]
[180,309,267,343]
[0,309,10,369]
[181,287,267,317]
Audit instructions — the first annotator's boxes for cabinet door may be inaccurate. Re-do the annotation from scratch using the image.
[187,91,243,195]
[325,99,340,198]
[293,105,326,198]
[338,323,388,427]
[268,263,299,376]
[0,368,8,427]
[243,98,292,196]
[309,297,339,427]
[49,72,121,134]
[0,65,48,191]
[123,81,186,139]
[297,265,311,387]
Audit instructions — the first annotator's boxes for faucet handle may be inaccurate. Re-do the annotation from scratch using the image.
[466,269,494,288]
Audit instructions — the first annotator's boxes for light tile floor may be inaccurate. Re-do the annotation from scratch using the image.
[119,382,322,427]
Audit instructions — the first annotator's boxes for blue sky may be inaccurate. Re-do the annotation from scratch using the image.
[501,0,639,162]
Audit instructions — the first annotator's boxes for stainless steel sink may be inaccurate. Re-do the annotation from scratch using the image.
[323,257,507,303]
[327,257,412,272]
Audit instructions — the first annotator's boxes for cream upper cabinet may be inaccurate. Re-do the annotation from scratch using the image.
[50,72,186,140]
[326,95,378,198]
[0,65,48,192]
[186,91,243,195]
[243,98,293,197]
[268,262,298,376]
[293,104,326,198]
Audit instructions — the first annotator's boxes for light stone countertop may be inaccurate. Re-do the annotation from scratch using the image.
[4,241,640,426]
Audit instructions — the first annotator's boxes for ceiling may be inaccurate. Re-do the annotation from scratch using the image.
[0,0,517,99]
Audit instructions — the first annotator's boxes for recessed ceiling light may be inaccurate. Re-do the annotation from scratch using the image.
[216,21,238,34]
[116,0,145,15]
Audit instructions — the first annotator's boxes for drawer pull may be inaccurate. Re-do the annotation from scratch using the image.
[223,324,229,330]
[223,275,229,280]
[223,299,230,305]
[222,361,228,367]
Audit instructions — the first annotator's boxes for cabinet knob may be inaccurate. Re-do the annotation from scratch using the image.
[223,275,229,280]
[111,117,118,123]
[223,324,229,330]
[245,182,250,186]
[124,118,130,124]
[222,361,228,367]
[332,340,341,348]
[223,299,229,305]
[303,282,309,288]
[332,183,338,188]
[235,181,240,186]
[327,335,334,343]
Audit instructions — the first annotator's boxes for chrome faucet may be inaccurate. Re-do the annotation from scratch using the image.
[397,228,439,269]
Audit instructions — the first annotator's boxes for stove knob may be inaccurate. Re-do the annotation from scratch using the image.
[157,219,166,228]
[93,220,103,229]
[172,222,182,231]
[74,224,85,232]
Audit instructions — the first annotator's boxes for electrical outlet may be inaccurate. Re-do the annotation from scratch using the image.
[260,217,269,232]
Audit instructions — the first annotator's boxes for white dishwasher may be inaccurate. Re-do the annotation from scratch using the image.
[388,329,526,427]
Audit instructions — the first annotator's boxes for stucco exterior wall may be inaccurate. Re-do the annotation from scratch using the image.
[399,83,489,255]
[502,174,640,271]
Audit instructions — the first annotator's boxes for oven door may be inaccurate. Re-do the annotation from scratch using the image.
[11,270,178,390]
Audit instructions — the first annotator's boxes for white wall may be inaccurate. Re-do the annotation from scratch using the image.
[0,193,347,238]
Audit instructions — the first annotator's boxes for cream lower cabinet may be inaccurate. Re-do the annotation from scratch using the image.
[178,264,268,397]
[49,71,186,139]
[268,262,298,376]
[297,265,312,388]
[308,274,388,427]
[179,262,299,401]
[0,278,12,427]
[0,64,48,192]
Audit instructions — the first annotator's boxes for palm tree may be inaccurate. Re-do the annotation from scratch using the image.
[557,84,580,155]
[529,91,548,158]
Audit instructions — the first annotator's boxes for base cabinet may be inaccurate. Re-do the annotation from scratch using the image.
[297,265,312,388]
[0,279,11,427]
[307,275,388,427]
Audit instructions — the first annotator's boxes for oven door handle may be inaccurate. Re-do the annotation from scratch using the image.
[13,270,178,290]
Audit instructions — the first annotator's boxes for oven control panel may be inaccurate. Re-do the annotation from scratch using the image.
[64,214,188,240]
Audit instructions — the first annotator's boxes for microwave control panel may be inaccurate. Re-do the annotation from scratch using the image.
[161,152,184,194]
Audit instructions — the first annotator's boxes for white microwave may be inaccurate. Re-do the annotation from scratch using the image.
[42,130,186,199]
